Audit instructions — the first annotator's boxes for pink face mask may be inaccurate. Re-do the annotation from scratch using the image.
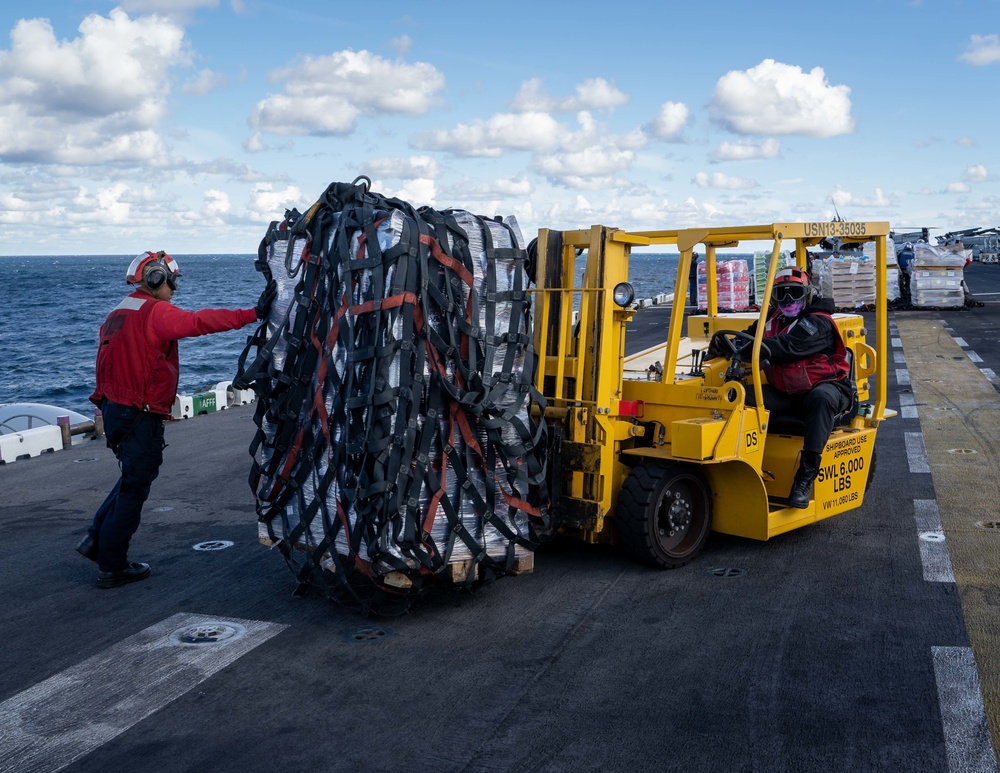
[778,299,805,317]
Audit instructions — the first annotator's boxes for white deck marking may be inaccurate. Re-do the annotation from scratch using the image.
[981,368,998,382]
[905,432,931,473]
[899,393,918,420]
[892,337,903,348]
[966,351,984,363]
[894,351,907,364]
[932,647,998,773]
[953,337,969,348]
[896,368,911,386]
[914,500,955,583]
[0,613,287,773]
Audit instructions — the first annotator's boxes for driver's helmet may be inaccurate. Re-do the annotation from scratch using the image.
[773,266,812,315]
[126,251,182,291]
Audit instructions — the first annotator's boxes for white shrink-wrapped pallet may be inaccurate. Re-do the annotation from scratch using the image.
[862,239,900,301]
[911,244,969,308]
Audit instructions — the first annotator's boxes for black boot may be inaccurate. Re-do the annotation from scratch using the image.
[788,451,822,509]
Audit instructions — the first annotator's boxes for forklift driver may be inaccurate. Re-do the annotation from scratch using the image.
[715,267,852,508]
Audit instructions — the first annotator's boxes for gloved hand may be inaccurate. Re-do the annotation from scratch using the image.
[256,280,277,320]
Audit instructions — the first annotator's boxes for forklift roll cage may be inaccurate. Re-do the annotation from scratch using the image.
[532,221,894,567]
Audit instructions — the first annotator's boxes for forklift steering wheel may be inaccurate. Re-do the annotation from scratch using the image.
[709,329,771,363]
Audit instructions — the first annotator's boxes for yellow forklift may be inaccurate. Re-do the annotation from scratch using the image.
[532,222,894,568]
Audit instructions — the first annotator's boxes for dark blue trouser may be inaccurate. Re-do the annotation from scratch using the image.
[88,401,165,572]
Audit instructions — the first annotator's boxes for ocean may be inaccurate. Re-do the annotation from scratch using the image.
[1,254,263,417]
[0,251,702,418]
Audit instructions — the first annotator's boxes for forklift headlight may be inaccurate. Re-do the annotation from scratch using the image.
[613,282,635,307]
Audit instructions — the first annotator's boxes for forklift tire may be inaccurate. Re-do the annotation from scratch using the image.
[614,461,712,569]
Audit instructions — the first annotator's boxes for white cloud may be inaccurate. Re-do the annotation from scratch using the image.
[247,184,306,221]
[956,136,977,147]
[204,189,231,216]
[243,132,266,153]
[366,155,441,180]
[710,138,781,162]
[710,59,854,137]
[534,145,634,189]
[510,77,628,113]
[692,172,757,190]
[963,164,988,183]
[69,183,133,224]
[414,112,565,157]
[946,182,970,194]
[0,10,188,164]
[181,68,226,95]
[959,34,1000,66]
[830,185,895,208]
[649,101,688,141]
[383,178,436,207]
[454,175,533,200]
[250,50,445,136]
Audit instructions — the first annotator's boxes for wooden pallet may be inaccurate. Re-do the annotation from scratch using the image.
[258,522,534,587]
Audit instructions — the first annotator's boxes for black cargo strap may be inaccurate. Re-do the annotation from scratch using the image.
[238,178,549,609]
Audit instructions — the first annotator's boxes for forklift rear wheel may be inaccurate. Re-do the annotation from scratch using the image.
[615,461,712,569]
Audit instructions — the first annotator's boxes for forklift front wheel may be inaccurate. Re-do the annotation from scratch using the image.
[615,461,712,569]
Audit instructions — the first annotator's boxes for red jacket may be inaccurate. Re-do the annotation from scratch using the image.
[90,290,256,415]
[763,310,850,395]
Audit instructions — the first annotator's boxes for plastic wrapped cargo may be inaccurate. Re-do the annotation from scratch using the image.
[235,179,550,609]
[862,239,898,267]
[753,251,795,301]
[911,243,969,308]
[913,243,971,268]
[811,257,876,308]
[697,259,751,310]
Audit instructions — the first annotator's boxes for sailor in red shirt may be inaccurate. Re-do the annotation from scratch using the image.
[76,251,275,588]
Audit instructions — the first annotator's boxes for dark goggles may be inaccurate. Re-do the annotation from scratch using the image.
[774,284,806,303]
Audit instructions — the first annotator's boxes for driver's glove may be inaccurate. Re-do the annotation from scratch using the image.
[706,339,726,359]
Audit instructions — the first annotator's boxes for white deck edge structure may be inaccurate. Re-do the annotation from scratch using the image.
[932,646,999,773]
[0,613,288,773]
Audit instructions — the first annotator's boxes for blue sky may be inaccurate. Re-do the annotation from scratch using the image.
[0,0,997,255]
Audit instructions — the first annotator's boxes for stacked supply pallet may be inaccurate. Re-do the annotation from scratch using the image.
[698,258,750,310]
[862,239,900,302]
[753,251,795,302]
[911,243,969,308]
[234,178,549,609]
[812,257,876,308]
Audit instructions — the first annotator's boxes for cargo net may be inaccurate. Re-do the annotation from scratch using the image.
[235,178,550,613]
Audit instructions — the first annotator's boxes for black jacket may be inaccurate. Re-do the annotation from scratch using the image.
[748,296,839,365]
[745,296,852,397]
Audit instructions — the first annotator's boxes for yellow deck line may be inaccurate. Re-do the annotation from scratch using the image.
[897,314,1000,758]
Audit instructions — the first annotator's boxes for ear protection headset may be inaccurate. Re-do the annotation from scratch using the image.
[127,251,181,291]
[145,258,168,289]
